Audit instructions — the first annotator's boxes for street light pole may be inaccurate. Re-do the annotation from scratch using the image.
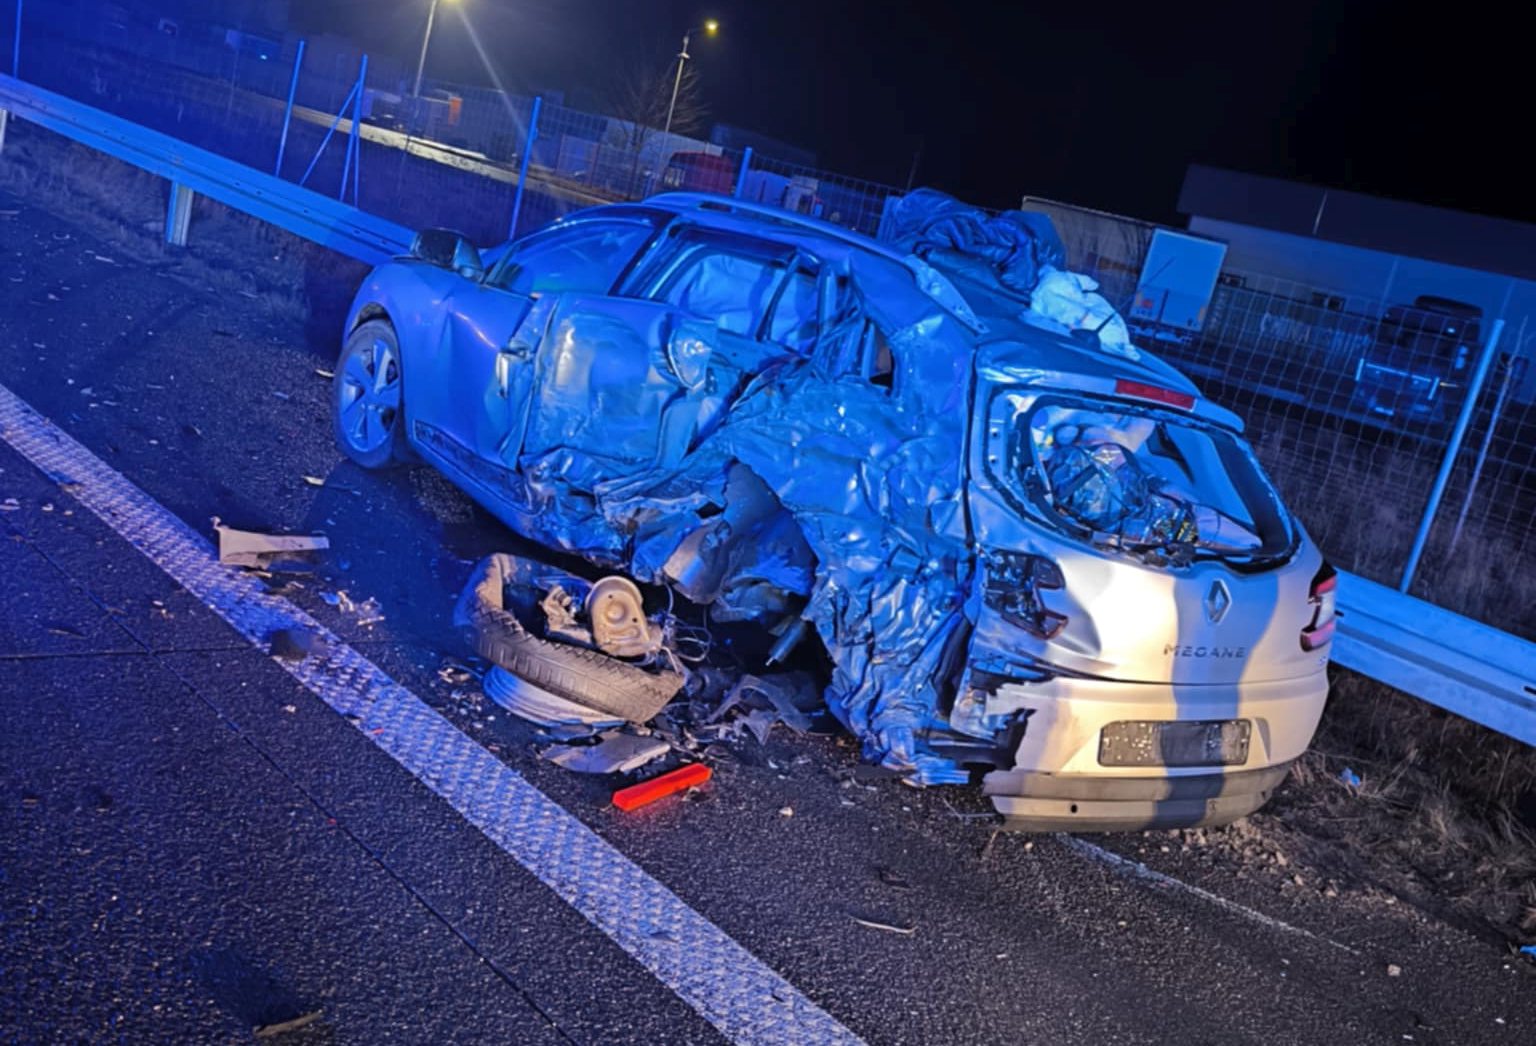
[662,20,717,140]
[412,0,443,98]
[662,30,692,142]
[655,20,716,194]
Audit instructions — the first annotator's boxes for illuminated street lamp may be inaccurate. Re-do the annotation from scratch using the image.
[662,19,718,140]
[413,0,458,98]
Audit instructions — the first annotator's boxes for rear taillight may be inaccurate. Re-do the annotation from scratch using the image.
[1300,561,1337,651]
[1114,379,1196,410]
[983,551,1067,639]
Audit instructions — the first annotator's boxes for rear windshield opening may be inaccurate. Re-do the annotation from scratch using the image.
[1010,397,1293,568]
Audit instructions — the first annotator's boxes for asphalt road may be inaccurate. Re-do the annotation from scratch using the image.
[2,182,1534,1045]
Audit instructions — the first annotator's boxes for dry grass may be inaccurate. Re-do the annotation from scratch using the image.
[1259,669,1536,942]
[0,120,362,327]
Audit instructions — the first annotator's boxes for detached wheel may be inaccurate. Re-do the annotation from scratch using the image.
[458,554,683,724]
[334,318,409,468]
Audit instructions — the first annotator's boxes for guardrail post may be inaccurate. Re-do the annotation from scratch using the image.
[165,181,194,246]
[507,94,541,240]
[733,146,753,199]
[274,38,305,177]
[1399,318,1505,591]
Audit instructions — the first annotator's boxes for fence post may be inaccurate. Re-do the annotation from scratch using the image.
[298,77,357,188]
[507,94,541,241]
[339,54,367,202]
[1398,318,1505,591]
[0,109,8,155]
[733,146,753,198]
[274,39,305,177]
[349,54,366,204]
[165,181,194,246]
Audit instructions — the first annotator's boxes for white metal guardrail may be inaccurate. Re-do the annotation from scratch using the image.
[2,74,1533,747]
[1333,571,1536,745]
[0,73,411,264]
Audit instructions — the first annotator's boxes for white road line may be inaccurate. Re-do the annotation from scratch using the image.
[1057,835,1360,956]
[0,382,865,1046]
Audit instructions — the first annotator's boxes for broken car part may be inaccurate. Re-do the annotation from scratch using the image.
[541,730,671,774]
[213,518,329,570]
[612,763,712,812]
[455,553,682,726]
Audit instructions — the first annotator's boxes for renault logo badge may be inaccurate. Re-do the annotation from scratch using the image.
[1204,579,1232,624]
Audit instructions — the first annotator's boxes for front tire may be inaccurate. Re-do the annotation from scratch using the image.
[334,318,409,468]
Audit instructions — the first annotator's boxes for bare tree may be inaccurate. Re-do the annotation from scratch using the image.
[605,58,708,195]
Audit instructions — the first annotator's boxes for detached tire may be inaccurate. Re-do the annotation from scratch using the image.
[457,554,682,723]
[334,318,410,468]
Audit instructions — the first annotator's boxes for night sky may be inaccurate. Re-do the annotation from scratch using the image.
[292,0,1528,225]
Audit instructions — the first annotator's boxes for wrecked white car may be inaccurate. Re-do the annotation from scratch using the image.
[333,189,1334,829]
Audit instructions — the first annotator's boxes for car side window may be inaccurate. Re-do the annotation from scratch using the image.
[490,222,654,297]
[766,269,819,353]
[655,244,785,338]
[648,234,821,354]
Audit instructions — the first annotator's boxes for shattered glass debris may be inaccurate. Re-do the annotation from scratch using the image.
[1018,399,1285,562]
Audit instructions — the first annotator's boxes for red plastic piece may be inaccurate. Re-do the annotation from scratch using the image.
[612,763,712,812]
[1114,379,1196,410]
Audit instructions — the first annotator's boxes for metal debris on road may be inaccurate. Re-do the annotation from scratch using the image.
[436,658,479,686]
[541,731,671,774]
[213,518,329,570]
[253,1010,324,1038]
[317,589,382,626]
[850,915,917,935]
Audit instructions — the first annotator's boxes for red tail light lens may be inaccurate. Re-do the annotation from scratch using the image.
[983,551,1067,639]
[1114,379,1196,410]
[1300,561,1337,651]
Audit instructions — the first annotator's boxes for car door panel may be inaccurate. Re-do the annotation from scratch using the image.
[402,268,537,462]
[520,297,690,472]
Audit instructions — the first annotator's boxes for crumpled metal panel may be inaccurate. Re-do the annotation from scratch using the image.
[440,191,1164,784]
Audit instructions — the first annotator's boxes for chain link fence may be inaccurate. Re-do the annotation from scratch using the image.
[6,5,906,245]
[1056,232,1536,638]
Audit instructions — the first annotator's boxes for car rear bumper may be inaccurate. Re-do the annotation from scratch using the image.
[976,668,1327,831]
[983,761,1295,831]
